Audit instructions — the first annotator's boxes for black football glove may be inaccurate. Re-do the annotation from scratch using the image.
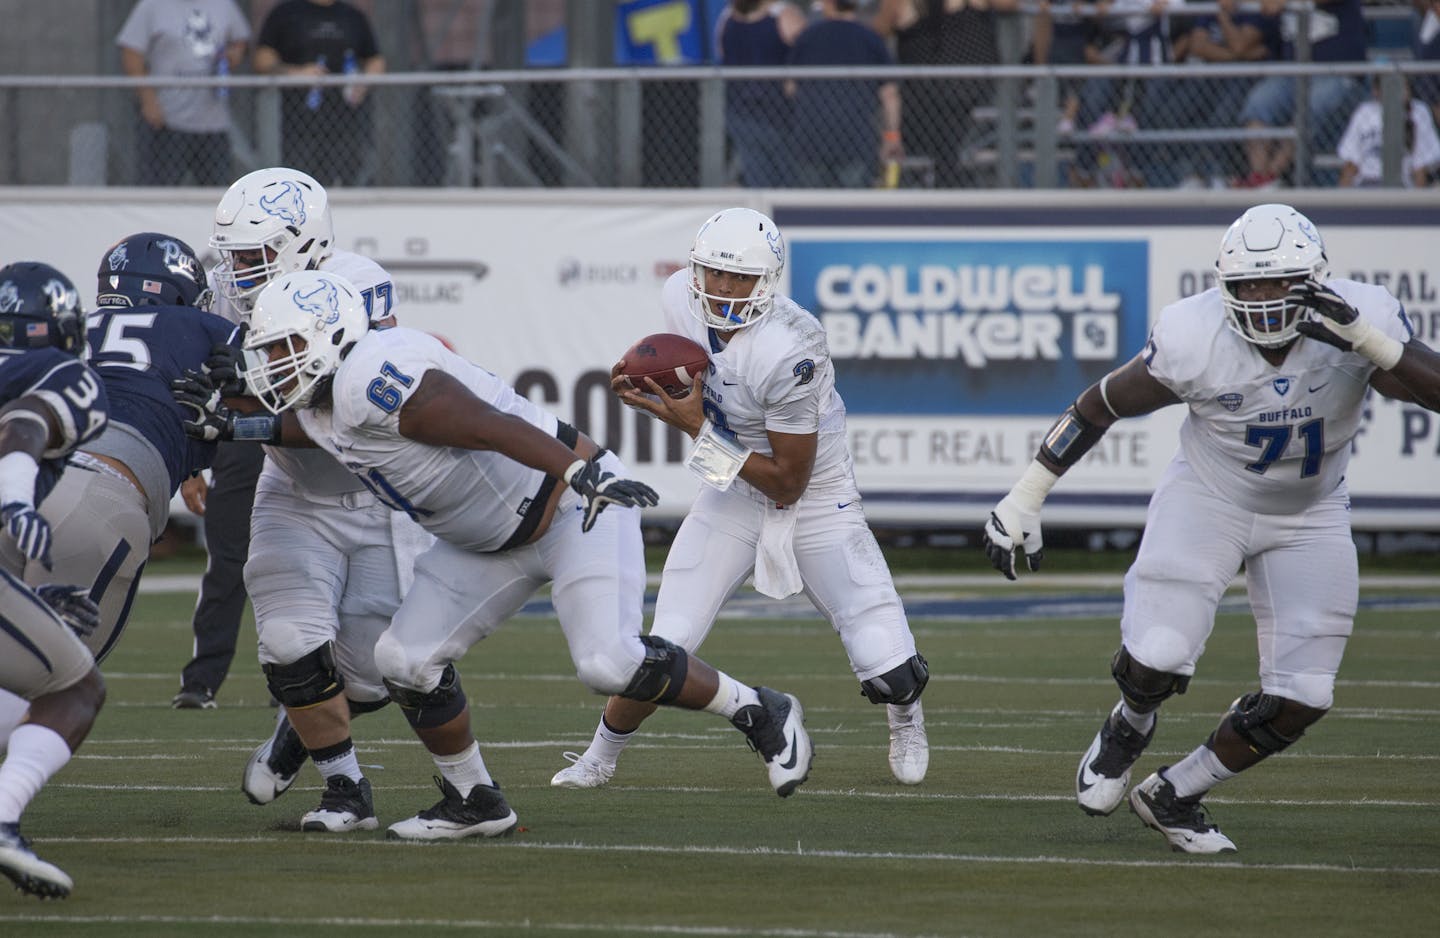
[563,454,660,533]
[1291,278,1359,352]
[171,369,235,442]
[36,584,100,640]
[1,502,53,570]
[204,341,249,397]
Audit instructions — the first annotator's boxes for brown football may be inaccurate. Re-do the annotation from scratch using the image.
[620,333,709,397]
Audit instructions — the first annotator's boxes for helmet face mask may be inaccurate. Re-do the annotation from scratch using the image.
[687,208,785,331]
[0,262,87,356]
[96,231,210,309]
[1215,203,1327,348]
[211,168,335,314]
[242,271,368,414]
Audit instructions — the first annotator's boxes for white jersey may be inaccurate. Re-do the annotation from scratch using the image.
[660,270,855,499]
[296,326,565,552]
[210,249,396,497]
[1146,279,1413,516]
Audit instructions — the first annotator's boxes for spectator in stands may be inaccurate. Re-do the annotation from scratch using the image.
[789,0,902,187]
[716,1,807,188]
[1336,75,1440,188]
[1236,0,1367,188]
[116,0,249,186]
[1029,0,1107,137]
[873,0,1021,188]
[254,0,385,187]
[1414,0,1440,126]
[1168,0,1282,186]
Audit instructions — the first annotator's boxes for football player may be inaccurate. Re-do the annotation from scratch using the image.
[983,203,1440,852]
[0,233,240,670]
[550,207,930,790]
[0,262,109,899]
[195,167,433,835]
[173,269,815,839]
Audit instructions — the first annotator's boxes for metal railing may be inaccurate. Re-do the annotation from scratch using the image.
[1,59,1436,190]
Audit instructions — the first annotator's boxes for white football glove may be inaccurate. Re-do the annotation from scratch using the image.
[981,461,1058,581]
[2,502,53,570]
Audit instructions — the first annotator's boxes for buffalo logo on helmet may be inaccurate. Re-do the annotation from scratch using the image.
[259,180,308,226]
[292,278,341,324]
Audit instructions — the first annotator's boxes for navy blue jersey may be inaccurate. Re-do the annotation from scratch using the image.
[86,305,241,493]
[0,347,109,505]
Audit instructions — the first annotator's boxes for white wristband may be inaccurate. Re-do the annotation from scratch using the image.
[685,420,752,491]
[0,450,40,507]
[1352,326,1404,371]
[1009,459,1060,515]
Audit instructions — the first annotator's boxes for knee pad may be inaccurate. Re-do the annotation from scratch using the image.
[1218,692,1323,757]
[347,696,390,717]
[264,643,345,709]
[860,654,930,706]
[383,664,466,729]
[618,635,689,704]
[1111,646,1189,713]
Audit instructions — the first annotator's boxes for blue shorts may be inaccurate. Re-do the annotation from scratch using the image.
[1240,73,1362,128]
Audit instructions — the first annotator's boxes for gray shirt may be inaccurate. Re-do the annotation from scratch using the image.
[116,0,250,133]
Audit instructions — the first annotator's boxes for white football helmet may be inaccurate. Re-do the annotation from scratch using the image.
[687,208,785,330]
[1214,203,1327,347]
[243,270,368,414]
[211,167,335,313]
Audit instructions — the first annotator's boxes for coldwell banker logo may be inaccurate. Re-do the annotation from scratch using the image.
[789,238,1149,415]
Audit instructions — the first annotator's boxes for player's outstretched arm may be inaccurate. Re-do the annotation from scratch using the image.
[1366,337,1440,412]
[400,370,657,531]
[983,353,1179,581]
[1290,280,1440,411]
[0,396,65,570]
[398,370,584,476]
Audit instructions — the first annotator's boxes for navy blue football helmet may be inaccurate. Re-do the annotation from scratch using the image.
[0,262,87,355]
[96,231,210,309]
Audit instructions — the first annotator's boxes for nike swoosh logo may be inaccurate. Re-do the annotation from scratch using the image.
[733,711,754,731]
[1308,383,1329,393]
[837,502,852,510]
[779,731,799,770]
[1077,761,1100,792]
[721,380,738,386]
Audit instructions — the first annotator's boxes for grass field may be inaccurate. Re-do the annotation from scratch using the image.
[2,566,1437,936]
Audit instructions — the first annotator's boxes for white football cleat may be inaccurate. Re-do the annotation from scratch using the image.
[0,822,72,899]
[1076,703,1155,816]
[732,687,813,797]
[887,702,929,785]
[300,776,379,833]
[1129,769,1237,854]
[550,751,615,789]
[387,776,518,841]
[241,711,309,805]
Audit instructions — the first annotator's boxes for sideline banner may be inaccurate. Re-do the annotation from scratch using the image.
[4,194,1436,528]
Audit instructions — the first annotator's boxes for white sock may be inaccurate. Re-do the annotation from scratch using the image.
[0,724,72,823]
[1164,745,1238,799]
[1119,701,1156,735]
[583,716,635,765]
[312,740,363,784]
[703,673,759,718]
[0,689,32,756]
[887,701,922,725]
[434,740,493,797]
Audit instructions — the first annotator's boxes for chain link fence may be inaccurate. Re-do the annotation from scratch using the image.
[3,62,1437,190]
